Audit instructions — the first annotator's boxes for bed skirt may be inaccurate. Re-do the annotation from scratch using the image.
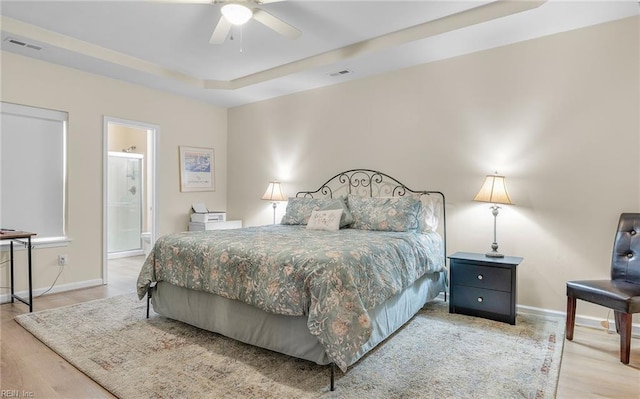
[150,270,448,369]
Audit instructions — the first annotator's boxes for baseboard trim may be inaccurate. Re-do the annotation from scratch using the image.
[436,293,639,337]
[0,279,104,305]
[517,303,640,337]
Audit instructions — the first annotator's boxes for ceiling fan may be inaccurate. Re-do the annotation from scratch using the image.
[208,0,301,44]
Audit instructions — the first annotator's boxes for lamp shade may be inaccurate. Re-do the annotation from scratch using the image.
[261,181,287,202]
[221,4,253,25]
[473,174,513,205]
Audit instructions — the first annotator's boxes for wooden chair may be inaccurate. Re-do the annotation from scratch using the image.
[566,213,640,364]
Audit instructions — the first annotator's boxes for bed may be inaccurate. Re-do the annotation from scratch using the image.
[136,169,448,390]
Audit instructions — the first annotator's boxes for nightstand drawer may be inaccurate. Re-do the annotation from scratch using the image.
[451,286,511,315]
[450,262,511,292]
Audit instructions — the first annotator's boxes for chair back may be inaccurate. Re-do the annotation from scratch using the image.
[611,213,640,284]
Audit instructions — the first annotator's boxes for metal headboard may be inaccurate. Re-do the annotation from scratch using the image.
[296,169,447,262]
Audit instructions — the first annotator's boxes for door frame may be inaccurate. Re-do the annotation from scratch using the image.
[102,116,159,284]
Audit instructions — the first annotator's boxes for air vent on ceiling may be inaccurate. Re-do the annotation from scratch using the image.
[4,37,43,51]
[329,69,353,77]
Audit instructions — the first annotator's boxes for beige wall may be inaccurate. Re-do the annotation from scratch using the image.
[1,51,227,294]
[108,124,147,154]
[1,16,638,320]
[228,17,640,317]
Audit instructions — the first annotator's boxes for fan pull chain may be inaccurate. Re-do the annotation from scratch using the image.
[228,27,244,54]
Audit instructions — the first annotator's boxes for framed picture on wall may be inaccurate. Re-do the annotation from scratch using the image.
[179,146,215,192]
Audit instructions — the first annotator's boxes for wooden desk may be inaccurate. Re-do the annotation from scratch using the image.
[1,230,36,312]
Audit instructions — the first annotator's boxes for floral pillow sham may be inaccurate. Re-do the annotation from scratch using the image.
[347,195,421,232]
[281,197,327,225]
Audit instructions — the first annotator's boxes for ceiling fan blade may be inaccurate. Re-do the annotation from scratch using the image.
[252,8,301,40]
[256,0,285,4]
[210,16,232,44]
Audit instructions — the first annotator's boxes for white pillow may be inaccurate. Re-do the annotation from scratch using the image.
[306,209,343,231]
[418,194,441,232]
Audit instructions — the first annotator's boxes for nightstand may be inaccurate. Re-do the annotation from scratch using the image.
[448,252,523,325]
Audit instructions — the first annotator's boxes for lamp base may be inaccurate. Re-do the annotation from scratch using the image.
[271,202,277,225]
[485,251,505,258]
[486,240,503,258]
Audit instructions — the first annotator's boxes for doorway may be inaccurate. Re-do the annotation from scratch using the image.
[103,117,159,284]
[108,151,144,258]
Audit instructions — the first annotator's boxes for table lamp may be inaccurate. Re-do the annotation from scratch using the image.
[473,172,513,258]
[261,181,287,224]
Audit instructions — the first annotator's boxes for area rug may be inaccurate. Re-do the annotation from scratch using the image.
[15,294,564,399]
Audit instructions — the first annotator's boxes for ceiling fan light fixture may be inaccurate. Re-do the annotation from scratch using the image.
[221,4,253,26]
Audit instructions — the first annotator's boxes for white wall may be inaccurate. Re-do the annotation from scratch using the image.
[227,17,640,317]
[1,51,227,295]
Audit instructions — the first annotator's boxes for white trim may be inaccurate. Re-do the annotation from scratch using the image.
[436,295,640,337]
[517,304,640,338]
[0,278,103,304]
[0,236,71,250]
[108,249,144,260]
[108,151,144,160]
[1,101,67,122]
[102,116,159,286]
[102,117,108,284]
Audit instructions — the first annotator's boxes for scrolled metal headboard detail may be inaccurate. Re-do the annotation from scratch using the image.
[296,169,442,199]
[296,168,447,261]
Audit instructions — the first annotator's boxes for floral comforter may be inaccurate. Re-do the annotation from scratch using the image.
[136,225,445,371]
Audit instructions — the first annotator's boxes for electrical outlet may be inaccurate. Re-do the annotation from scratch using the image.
[58,254,67,266]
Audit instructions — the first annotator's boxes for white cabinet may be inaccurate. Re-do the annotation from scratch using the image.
[188,220,242,231]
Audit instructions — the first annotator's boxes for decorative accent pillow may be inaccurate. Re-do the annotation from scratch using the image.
[318,196,354,228]
[306,209,343,231]
[281,197,333,225]
[348,195,421,232]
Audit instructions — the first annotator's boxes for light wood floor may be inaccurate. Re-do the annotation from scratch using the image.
[1,256,639,398]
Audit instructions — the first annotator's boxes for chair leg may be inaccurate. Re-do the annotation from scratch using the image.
[614,311,632,364]
[566,296,576,341]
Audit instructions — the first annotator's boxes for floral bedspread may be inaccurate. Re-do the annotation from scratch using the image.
[136,225,445,371]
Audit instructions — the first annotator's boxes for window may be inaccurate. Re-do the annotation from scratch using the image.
[1,102,67,242]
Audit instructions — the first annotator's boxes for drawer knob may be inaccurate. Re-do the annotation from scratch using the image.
[477,297,483,303]
[477,274,484,280]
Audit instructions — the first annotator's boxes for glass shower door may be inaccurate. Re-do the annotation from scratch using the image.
[108,152,143,256]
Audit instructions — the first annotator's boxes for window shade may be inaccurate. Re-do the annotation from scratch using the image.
[1,102,67,238]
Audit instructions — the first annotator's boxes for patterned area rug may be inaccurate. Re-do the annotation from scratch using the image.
[15,294,564,399]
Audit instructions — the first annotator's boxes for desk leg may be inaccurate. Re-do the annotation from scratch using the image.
[10,241,14,304]
[27,236,32,312]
